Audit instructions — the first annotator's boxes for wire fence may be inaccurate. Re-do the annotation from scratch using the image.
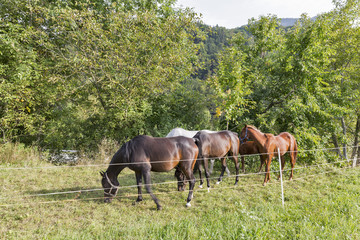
[0,145,358,171]
[0,153,359,207]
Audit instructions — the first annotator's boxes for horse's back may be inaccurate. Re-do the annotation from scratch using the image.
[166,128,217,138]
[130,135,198,172]
[275,132,297,153]
[166,128,198,138]
[194,130,239,156]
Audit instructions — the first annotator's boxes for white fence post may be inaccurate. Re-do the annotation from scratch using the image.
[278,148,284,207]
[353,156,357,168]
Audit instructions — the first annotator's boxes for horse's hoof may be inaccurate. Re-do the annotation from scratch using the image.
[216,181,220,185]
[186,202,191,207]
[207,188,210,193]
[157,206,162,210]
[198,185,203,188]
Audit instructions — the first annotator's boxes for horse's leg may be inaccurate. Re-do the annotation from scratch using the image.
[263,154,273,186]
[232,154,240,185]
[289,150,297,181]
[184,168,196,207]
[225,159,231,176]
[277,155,286,180]
[203,158,211,190]
[258,155,265,173]
[267,154,273,183]
[198,162,204,188]
[135,171,143,203]
[209,159,215,174]
[217,157,227,184]
[142,170,162,210]
[241,155,245,173]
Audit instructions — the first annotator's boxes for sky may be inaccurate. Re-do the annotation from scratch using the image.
[175,0,335,28]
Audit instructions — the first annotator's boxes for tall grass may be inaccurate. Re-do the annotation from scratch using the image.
[77,138,120,165]
[0,142,47,167]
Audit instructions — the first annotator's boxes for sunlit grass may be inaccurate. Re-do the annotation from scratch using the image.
[1,158,360,239]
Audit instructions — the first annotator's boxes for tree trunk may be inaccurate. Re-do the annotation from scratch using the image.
[351,114,360,159]
[341,117,348,160]
[332,134,343,159]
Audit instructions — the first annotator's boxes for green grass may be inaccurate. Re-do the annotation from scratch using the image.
[1,159,360,239]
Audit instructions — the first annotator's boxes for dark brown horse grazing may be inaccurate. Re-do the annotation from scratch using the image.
[239,141,263,173]
[240,125,298,186]
[176,130,240,190]
[100,135,198,210]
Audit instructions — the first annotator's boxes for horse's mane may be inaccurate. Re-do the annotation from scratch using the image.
[246,125,262,133]
[110,140,132,164]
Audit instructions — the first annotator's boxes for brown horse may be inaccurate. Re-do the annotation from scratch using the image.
[239,125,298,186]
[176,130,240,190]
[239,141,263,173]
[100,135,198,210]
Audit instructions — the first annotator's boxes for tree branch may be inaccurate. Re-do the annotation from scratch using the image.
[261,88,295,114]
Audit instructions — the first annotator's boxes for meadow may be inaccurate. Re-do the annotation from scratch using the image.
[1,147,359,240]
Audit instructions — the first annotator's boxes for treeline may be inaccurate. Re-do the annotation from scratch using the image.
[1,0,359,164]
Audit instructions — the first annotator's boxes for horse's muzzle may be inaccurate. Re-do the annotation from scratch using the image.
[104,197,113,203]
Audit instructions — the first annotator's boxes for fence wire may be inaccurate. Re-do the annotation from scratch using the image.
[0,145,358,171]
[1,155,358,207]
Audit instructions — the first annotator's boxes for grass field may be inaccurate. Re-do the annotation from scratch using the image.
[1,158,359,239]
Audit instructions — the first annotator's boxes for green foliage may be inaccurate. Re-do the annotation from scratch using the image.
[212,3,360,163]
[1,0,360,163]
[211,46,253,124]
[0,0,207,150]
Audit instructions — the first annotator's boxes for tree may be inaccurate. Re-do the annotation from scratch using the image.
[0,0,204,149]
[212,3,360,163]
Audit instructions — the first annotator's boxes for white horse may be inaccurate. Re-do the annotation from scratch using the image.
[166,128,231,178]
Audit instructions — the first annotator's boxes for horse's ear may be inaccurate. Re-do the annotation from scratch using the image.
[100,171,105,177]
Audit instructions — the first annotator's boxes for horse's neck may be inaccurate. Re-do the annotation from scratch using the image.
[106,163,123,178]
[248,128,267,145]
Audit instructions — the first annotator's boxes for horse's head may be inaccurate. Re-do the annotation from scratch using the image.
[239,125,249,144]
[174,167,186,191]
[100,171,119,203]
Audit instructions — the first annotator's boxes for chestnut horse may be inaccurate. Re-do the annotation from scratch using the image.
[239,141,263,173]
[100,135,198,210]
[176,130,240,190]
[239,125,297,186]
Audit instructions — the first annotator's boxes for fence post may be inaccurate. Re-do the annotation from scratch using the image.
[353,156,357,168]
[278,148,284,207]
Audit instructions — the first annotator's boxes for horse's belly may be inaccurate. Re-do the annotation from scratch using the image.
[150,162,177,172]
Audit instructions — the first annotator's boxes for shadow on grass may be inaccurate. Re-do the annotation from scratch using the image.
[24,186,106,203]
[14,169,207,205]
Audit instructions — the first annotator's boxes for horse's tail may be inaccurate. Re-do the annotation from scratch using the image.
[193,137,200,147]
[192,135,202,158]
[229,131,240,155]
